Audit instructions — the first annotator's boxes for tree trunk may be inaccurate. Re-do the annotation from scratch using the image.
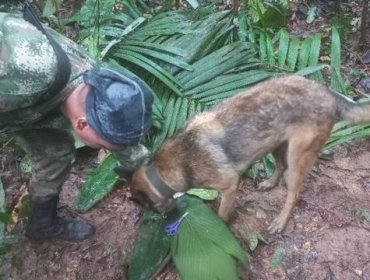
[233,0,239,17]
[358,0,369,49]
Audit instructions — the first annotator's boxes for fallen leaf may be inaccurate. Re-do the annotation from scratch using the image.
[7,184,28,232]
[269,247,285,269]
[318,207,350,227]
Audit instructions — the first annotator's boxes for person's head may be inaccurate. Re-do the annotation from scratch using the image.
[62,68,153,150]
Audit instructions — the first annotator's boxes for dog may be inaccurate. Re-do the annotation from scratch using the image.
[128,75,370,233]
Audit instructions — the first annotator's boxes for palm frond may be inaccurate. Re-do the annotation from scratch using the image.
[257,29,326,83]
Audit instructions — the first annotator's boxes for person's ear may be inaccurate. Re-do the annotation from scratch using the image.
[76,117,88,131]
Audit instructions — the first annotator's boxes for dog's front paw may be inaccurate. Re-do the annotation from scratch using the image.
[267,215,288,234]
[257,180,276,191]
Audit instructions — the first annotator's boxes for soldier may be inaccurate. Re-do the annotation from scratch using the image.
[0,10,153,242]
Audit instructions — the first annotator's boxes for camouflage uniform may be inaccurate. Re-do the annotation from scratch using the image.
[0,11,96,200]
[0,12,147,201]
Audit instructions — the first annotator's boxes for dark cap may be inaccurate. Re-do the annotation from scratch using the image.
[84,68,153,146]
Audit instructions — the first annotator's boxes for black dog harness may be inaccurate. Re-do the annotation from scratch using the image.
[145,165,177,199]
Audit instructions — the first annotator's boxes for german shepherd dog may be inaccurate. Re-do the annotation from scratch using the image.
[128,76,370,233]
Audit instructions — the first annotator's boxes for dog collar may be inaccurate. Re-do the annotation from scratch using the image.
[146,165,177,199]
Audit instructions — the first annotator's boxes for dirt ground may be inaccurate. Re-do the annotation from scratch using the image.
[1,139,370,280]
[1,0,370,279]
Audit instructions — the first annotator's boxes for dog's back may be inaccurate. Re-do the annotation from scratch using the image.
[209,76,340,170]
[171,76,356,171]
[155,76,370,181]
[138,75,370,232]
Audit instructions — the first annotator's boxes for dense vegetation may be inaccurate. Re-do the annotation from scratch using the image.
[1,1,370,279]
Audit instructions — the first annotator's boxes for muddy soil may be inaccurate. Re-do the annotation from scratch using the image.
[0,139,369,280]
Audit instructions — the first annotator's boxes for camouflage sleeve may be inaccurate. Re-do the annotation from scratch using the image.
[0,13,97,113]
[0,12,96,129]
[47,28,97,92]
[0,12,57,112]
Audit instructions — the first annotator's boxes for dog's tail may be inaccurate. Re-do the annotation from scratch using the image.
[334,91,370,124]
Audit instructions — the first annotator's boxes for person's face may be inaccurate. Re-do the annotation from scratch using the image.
[73,118,120,150]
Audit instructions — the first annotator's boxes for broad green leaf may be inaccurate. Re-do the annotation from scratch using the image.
[259,33,267,62]
[123,40,187,57]
[269,247,285,268]
[20,155,31,174]
[186,0,199,9]
[189,71,272,99]
[173,220,240,280]
[177,196,248,265]
[330,27,341,72]
[266,35,275,66]
[324,129,370,151]
[176,97,189,131]
[262,154,275,179]
[297,37,312,69]
[308,33,323,82]
[119,45,193,71]
[114,50,183,96]
[287,37,300,71]
[201,90,241,105]
[306,6,317,24]
[195,101,203,114]
[359,210,370,224]
[184,69,262,97]
[167,97,183,137]
[153,96,176,149]
[330,67,347,94]
[102,0,116,14]
[178,43,255,88]
[122,0,142,18]
[329,123,368,138]
[17,195,30,219]
[187,99,197,119]
[247,0,266,23]
[249,164,259,180]
[101,17,147,58]
[186,189,218,200]
[261,3,287,28]
[42,0,60,17]
[330,27,345,93]
[172,196,248,280]
[128,211,172,280]
[77,154,119,213]
[0,212,11,225]
[295,64,328,77]
[278,29,290,67]
[241,224,267,251]
[330,120,352,134]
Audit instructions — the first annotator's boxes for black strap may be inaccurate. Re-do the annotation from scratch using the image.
[22,2,71,101]
[146,165,177,198]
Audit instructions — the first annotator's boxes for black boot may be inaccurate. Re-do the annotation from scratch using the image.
[25,196,95,242]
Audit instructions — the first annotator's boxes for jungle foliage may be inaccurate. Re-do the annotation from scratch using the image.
[1,0,370,278]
